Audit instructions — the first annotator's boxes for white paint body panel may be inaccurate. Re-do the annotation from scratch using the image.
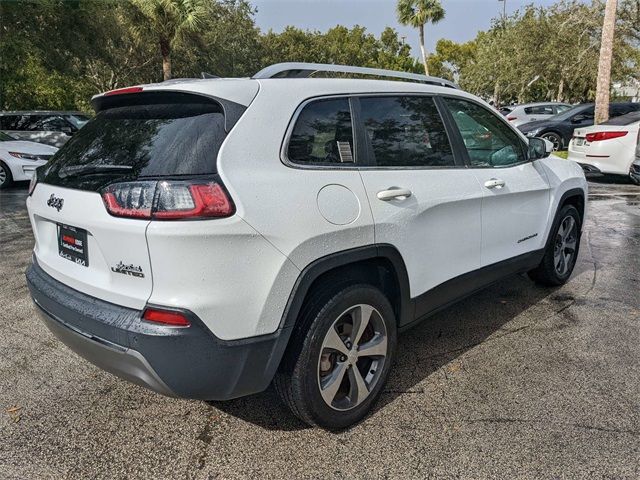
[0,140,57,181]
[471,161,551,266]
[360,169,482,297]
[568,122,639,175]
[29,77,588,342]
[27,184,153,309]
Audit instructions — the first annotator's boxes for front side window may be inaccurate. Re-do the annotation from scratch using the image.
[287,98,354,165]
[34,116,71,132]
[444,97,526,168]
[360,96,454,167]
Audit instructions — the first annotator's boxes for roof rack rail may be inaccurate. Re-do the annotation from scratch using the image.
[252,62,458,89]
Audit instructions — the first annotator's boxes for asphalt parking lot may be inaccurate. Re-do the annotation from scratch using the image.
[1,179,639,479]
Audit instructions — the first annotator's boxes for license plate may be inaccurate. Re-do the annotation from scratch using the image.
[575,138,586,146]
[58,224,89,267]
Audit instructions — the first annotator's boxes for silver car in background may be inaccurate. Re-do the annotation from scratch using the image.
[501,102,572,127]
[0,111,90,147]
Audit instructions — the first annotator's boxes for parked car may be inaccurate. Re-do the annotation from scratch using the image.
[568,111,640,180]
[518,102,640,151]
[0,111,90,147]
[25,63,587,429]
[501,102,572,127]
[0,131,57,189]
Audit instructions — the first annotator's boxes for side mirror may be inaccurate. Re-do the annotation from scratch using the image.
[528,137,552,160]
[60,126,73,135]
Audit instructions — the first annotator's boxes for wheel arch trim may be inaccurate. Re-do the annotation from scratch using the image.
[278,244,412,331]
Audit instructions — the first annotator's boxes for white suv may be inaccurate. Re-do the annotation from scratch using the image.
[26,63,587,429]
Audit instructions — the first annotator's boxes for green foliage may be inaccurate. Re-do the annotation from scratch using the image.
[444,0,640,104]
[0,0,638,111]
[396,0,445,28]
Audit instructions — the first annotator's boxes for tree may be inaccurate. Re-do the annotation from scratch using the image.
[131,0,208,81]
[595,0,619,124]
[396,0,445,76]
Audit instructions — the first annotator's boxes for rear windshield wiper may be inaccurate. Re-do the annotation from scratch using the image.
[58,164,134,177]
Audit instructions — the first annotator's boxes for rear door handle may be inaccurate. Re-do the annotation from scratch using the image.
[377,188,412,201]
[484,178,506,189]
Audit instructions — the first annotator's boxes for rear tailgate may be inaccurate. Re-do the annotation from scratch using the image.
[27,84,257,309]
[28,183,152,309]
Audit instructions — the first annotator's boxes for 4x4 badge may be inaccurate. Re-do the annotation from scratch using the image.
[47,194,64,212]
[111,262,145,278]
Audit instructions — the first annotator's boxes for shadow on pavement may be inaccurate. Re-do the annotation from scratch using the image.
[210,272,559,432]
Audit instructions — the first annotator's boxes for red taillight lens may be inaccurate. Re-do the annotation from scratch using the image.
[507,116,517,121]
[104,86,143,96]
[585,131,628,142]
[102,181,155,219]
[143,308,191,327]
[101,179,234,220]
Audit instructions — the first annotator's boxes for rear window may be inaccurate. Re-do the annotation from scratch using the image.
[41,101,230,191]
[524,105,554,115]
[602,111,640,126]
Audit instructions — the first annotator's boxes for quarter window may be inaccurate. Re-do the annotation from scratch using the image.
[287,98,354,165]
[360,96,454,167]
[444,97,526,168]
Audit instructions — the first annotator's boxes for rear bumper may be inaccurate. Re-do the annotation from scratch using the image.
[577,162,603,175]
[26,261,292,400]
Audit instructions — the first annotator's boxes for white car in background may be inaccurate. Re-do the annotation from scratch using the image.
[501,102,572,127]
[0,132,58,189]
[568,112,640,181]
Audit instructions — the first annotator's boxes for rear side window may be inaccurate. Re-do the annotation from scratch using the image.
[360,96,454,167]
[524,105,554,115]
[287,98,354,165]
[42,100,231,191]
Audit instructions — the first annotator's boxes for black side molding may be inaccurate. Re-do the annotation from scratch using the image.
[279,244,412,330]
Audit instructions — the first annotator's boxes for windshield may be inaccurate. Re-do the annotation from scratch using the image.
[0,132,14,141]
[66,114,90,129]
[42,102,230,191]
[551,104,593,121]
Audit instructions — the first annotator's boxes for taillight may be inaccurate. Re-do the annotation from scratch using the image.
[507,116,517,121]
[101,179,234,220]
[143,307,190,327]
[105,86,143,96]
[585,131,628,142]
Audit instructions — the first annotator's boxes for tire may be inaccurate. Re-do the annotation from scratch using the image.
[541,132,563,151]
[528,204,581,286]
[0,162,13,190]
[275,284,397,430]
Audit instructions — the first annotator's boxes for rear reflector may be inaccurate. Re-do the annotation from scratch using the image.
[101,179,234,220]
[105,86,143,96]
[585,131,628,142]
[507,116,517,121]
[143,308,191,327]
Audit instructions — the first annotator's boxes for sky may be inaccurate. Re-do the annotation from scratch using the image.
[251,0,575,58]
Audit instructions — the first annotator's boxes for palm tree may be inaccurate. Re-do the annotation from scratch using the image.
[131,0,208,81]
[595,0,618,124]
[396,0,445,76]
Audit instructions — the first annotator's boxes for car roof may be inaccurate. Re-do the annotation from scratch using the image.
[512,102,571,108]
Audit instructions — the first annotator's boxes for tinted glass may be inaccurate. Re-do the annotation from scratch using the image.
[288,98,353,165]
[0,115,23,130]
[0,132,14,141]
[553,104,593,121]
[610,103,640,117]
[603,111,640,126]
[34,116,70,131]
[444,97,525,167]
[41,102,228,191]
[360,96,454,167]
[524,105,554,115]
[555,105,571,113]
